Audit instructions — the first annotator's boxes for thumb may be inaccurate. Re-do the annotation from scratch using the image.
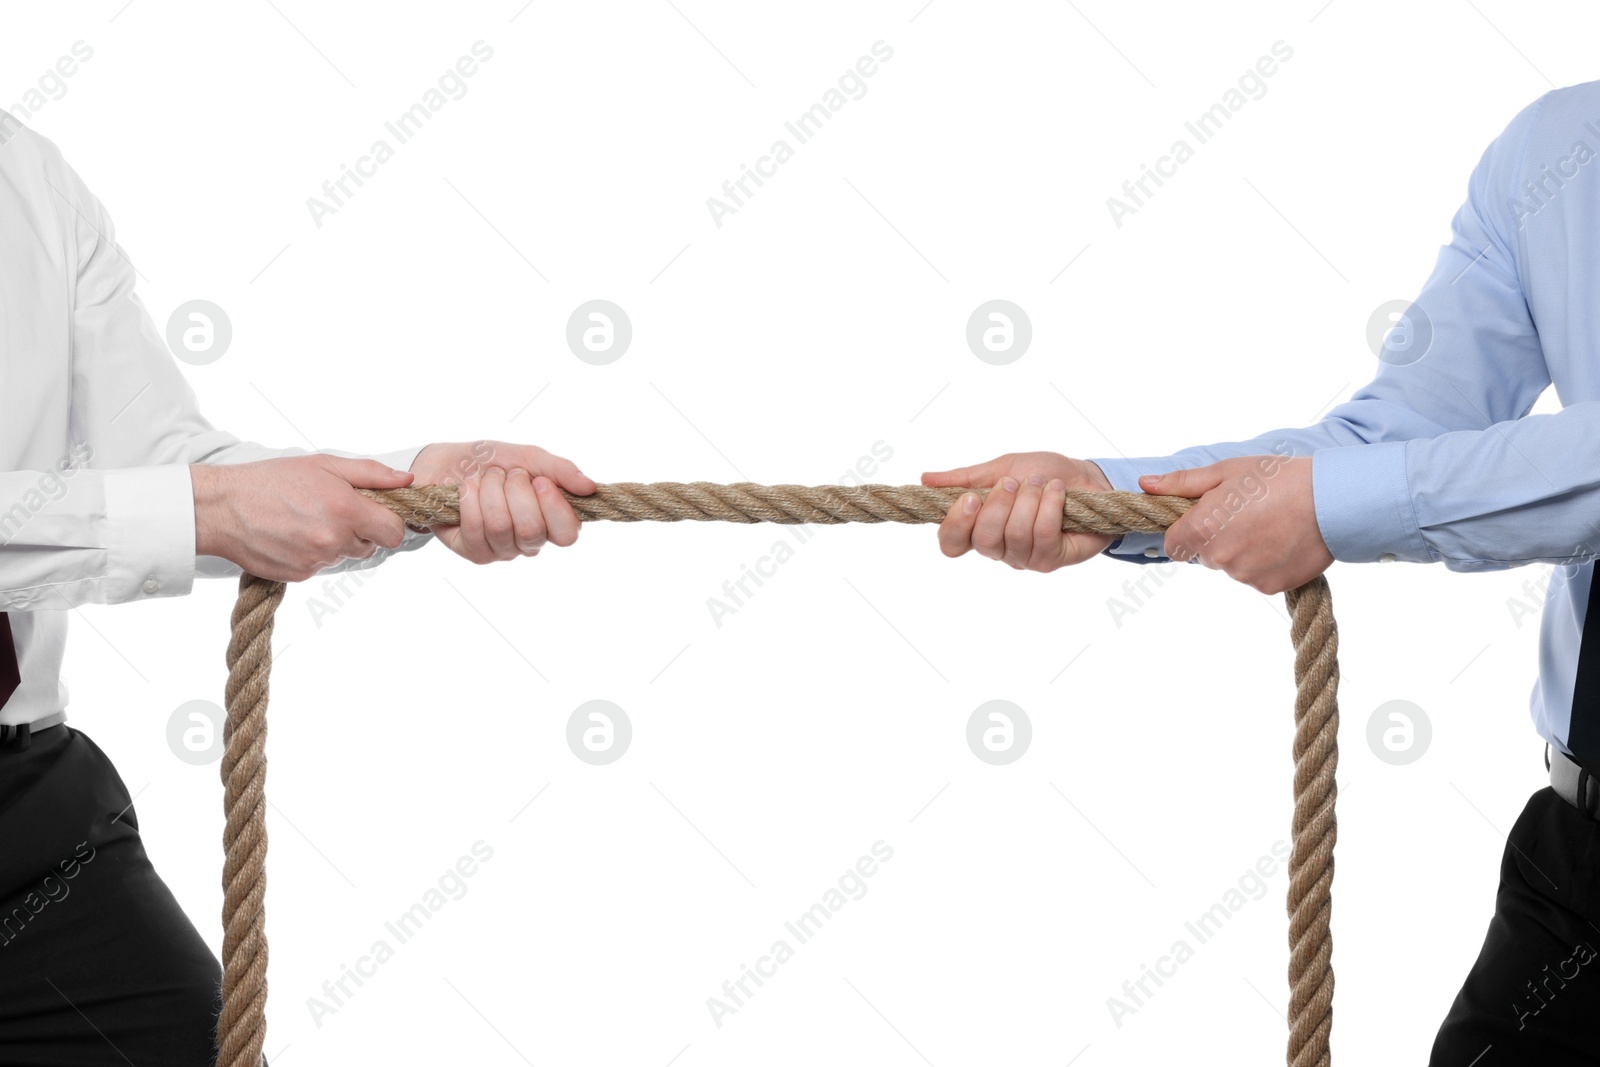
[1139,464,1224,500]
[325,456,416,490]
[543,455,597,497]
[922,456,1009,489]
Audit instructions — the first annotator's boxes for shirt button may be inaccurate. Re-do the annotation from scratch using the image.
[1143,547,1161,558]
[1377,552,1396,563]
[142,578,160,594]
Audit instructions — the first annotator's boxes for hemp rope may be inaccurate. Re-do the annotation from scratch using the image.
[220,482,1337,1067]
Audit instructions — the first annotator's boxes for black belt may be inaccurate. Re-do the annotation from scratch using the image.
[0,710,67,753]
[1550,743,1600,818]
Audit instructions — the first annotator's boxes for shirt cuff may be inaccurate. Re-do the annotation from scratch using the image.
[1310,441,1429,563]
[104,464,196,602]
[1087,458,1177,563]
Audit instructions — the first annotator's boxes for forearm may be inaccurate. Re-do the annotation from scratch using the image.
[1091,92,1553,567]
[1088,395,1448,561]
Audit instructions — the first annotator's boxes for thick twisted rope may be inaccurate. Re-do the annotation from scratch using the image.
[220,482,1337,1067]
[220,572,282,1067]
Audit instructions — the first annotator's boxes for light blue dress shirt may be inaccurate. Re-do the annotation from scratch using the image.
[1090,81,1600,755]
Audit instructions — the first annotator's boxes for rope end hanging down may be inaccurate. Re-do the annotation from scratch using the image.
[223,481,1337,1067]
[1284,576,1339,1067]
[220,572,284,1067]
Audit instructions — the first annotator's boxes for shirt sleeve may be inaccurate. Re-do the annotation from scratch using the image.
[1090,91,1551,570]
[0,146,433,611]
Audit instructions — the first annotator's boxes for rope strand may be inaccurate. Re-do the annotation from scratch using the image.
[220,482,1336,1067]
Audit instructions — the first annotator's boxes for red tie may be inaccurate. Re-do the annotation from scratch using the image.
[0,614,21,710]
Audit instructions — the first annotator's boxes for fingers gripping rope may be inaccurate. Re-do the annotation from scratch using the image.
[219,483,1337,1067]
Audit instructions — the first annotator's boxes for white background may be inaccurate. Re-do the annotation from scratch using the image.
[2,0,1584,1063]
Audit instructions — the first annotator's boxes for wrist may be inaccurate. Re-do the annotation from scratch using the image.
[190,463,237,559]
[411,443,440,475]
[1081,460,1114,493]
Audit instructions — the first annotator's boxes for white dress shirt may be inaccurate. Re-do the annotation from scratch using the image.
[0,114,433,726]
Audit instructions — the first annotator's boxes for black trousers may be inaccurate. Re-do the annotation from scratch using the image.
[1431,785,1600,1065]
[0,724,229,1066]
